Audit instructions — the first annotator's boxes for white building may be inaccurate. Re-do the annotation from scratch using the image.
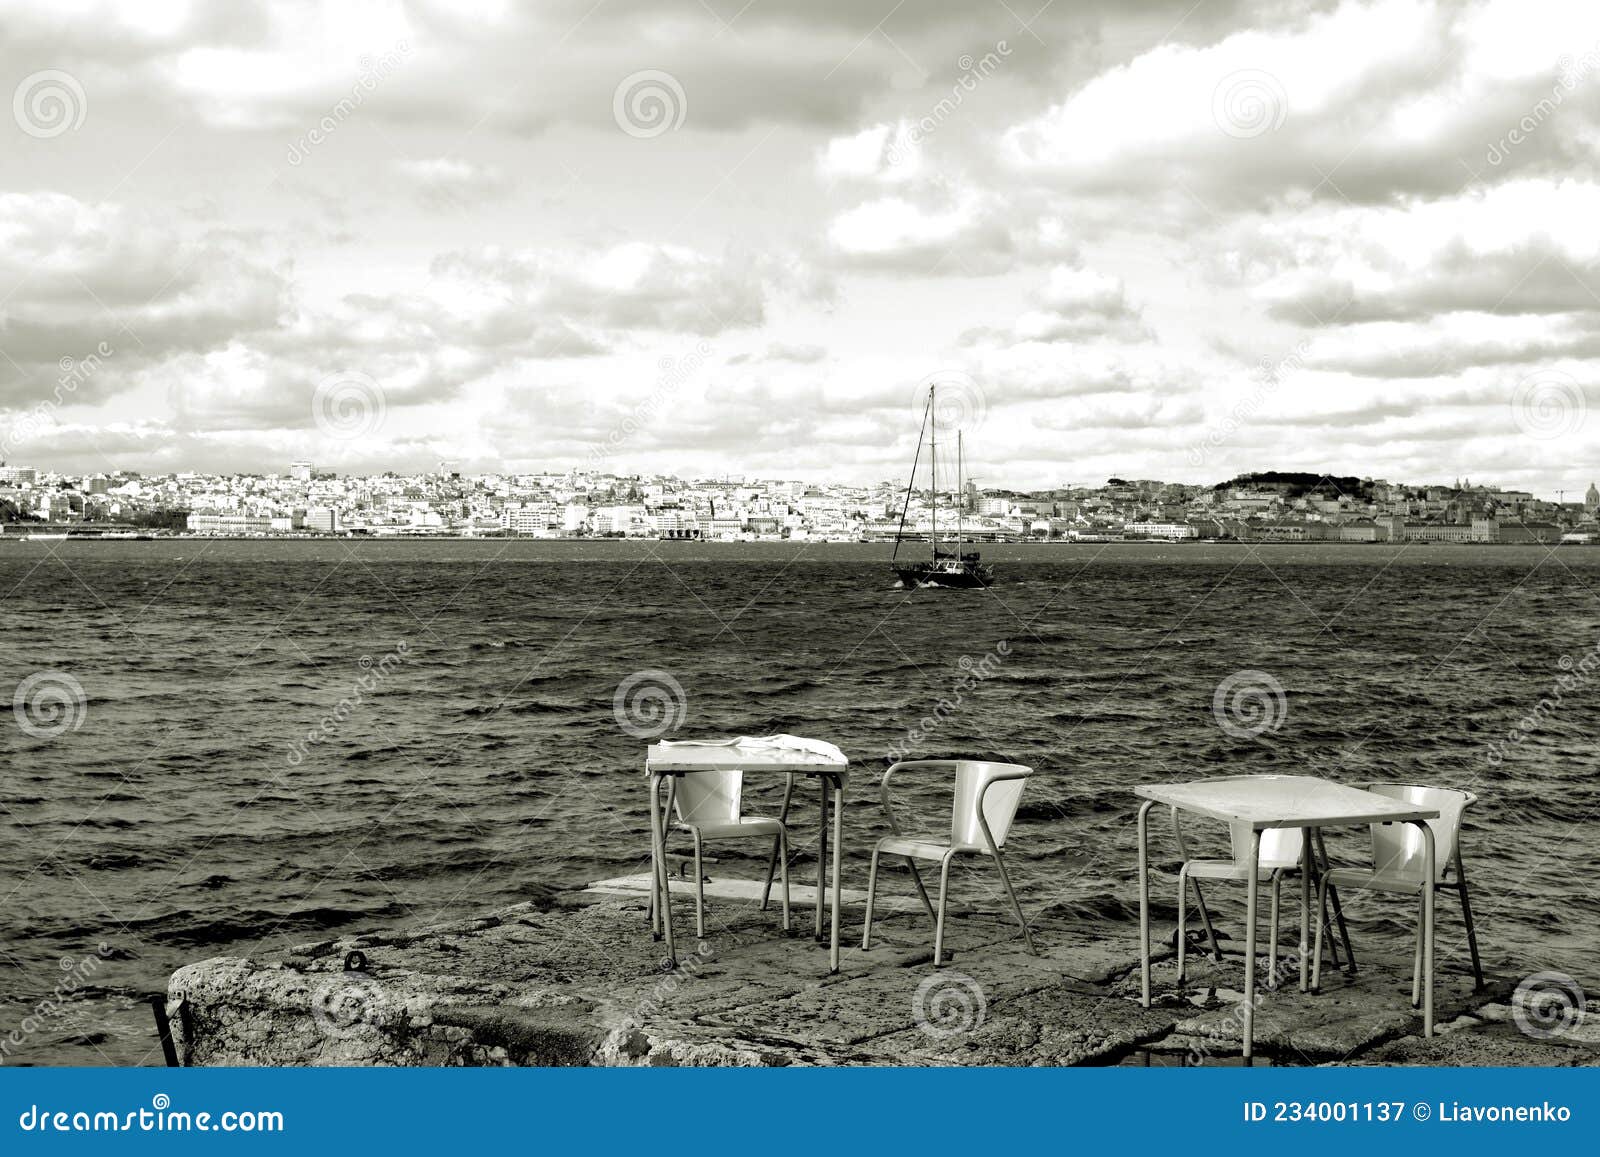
[304,506,341,534]
[1124,520,1197,539]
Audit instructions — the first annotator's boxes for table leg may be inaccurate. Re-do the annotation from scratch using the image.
[1414,820,1435,1037]
[829,772,844,974]
[1299,827,1312,993]
[1243,829,1261,1064]
[649,772,676,966]
[814,777,828,943]
[1137,800,1154,1008]
[647,775,659,934]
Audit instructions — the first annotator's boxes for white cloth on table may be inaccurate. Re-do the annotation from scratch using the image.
[655,734,847,765]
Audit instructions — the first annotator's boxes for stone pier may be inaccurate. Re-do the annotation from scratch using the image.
[164,876,1596,1067]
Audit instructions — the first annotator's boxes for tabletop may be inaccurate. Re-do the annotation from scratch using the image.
[646,741,849,775]
[1135,775,1437,830]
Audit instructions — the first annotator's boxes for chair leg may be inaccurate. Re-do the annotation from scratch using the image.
[1311,872,1333,993]
[1454,852,1485,989]
[1267,872,1281,987]
[1168,805,1220,961]
[761,834,780,910]
[1314,829,1355,972]
[778,827,791,932]
[991,846,1035,955]
[904,859,938,923]
[1411,892,1424,1009]
[1190,878,1223,962]
[691,830,706,940]
[1176,866,1189,985]
[932,853,955,967]
[761,835,778,911]
[862,845,883,950]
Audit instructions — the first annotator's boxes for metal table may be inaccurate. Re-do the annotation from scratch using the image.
[646,742,848,973]
[1134,775,1440,1062]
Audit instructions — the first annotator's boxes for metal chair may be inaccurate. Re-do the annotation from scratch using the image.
[1169,775,1355,985]
[1312,784,1484,1000]
[649,767,791,939]
[861,759,1036,966]
[1173,814,1305,986]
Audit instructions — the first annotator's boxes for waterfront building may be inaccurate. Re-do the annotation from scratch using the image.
[1124,520,1197,539]
[188,513,274,534]
[304,506,340,534]
[1405,522,1472,542]
[1338,520,1382,542]
[1497,521,1562,544]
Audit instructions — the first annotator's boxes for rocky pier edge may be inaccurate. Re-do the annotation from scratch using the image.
[164,880,1598,1067]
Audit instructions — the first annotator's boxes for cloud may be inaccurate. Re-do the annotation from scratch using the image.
[1000,0,1600,208]
[1301,312,1600,375]
[826,188,1075,275]
[963,264,1150,345]
[4,0,1257,137]
[392,156,512,209]
[0,193,288,403]
[430,242,779,336]
[818,121,925,185]
[727,342,828,365]
[1216,179,1600,324]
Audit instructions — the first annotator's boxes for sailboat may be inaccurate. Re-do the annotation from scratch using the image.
[892,383,994,589]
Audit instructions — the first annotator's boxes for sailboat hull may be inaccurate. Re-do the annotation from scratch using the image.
[894,561,994,589]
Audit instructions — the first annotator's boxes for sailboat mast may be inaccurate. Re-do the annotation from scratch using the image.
[928,384,936,558]
[957,430,963,556]
[892,392,931,565]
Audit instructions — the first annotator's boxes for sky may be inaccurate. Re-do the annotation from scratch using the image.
[1,0,1598,497]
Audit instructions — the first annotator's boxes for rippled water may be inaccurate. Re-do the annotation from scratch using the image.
[2,539,1598,1065]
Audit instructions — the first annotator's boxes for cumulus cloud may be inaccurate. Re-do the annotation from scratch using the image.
[827,190,1076,275]
[1216,179,1600,323]
[1001,0,1600,206]
[963,265,1149,345]
[0,193,288,403]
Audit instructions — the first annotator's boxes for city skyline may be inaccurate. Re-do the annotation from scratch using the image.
[0,2,1597,493]
[4,454,1600,506]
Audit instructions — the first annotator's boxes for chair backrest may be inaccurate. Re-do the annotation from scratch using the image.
[1363,783,1475,883]
[1227,822,1304,869]
[1189,774,1303,869]
[673,768,743,827]
[949,761,1034,851]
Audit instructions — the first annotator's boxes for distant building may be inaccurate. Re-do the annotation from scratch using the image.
[1405,522,1472,542]
[1253,522,1310,542]
[1124,520,1197,539]
[1338,520,1382,542]
[1497,522,1562,544]
[188,514,273,534]
[1587,482,1599,512]
[289,461,314,482]
[304,506,340,534]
